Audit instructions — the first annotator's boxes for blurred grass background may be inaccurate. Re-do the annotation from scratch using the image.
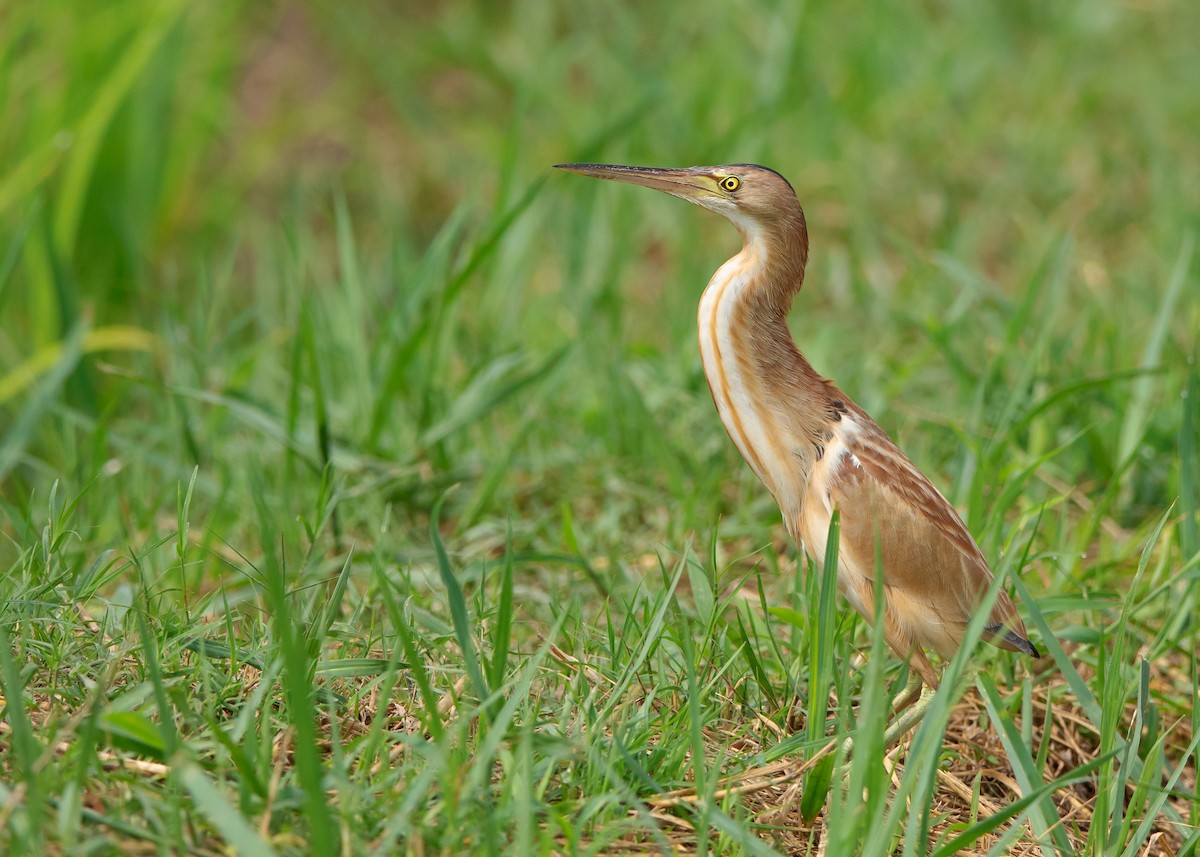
[1,0,1198,854]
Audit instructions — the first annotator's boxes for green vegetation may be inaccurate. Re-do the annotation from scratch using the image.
[2,1,1198,854]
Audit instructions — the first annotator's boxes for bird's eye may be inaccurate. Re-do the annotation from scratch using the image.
[719,176,741,192]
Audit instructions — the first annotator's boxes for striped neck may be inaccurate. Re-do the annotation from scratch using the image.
[696,222,827,514]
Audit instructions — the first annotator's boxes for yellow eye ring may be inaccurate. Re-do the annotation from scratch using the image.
[720,176,741,192]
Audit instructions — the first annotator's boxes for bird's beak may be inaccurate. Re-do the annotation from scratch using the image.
[554,163,714,201]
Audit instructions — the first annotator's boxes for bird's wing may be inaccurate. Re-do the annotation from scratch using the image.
[814,416,1031,656]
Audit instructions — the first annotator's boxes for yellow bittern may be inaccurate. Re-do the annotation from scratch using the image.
[556,162,1039,733]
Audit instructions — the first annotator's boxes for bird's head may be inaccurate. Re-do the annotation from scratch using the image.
[554,162,805,246]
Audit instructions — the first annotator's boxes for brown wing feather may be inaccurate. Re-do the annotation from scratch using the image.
[826,409,1034,658]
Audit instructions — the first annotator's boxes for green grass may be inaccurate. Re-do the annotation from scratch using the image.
[2,0,1199,854]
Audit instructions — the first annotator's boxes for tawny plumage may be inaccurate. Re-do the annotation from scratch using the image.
[556,162,1039,696]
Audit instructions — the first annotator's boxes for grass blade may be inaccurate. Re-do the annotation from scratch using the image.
[256,478,337,854]
[431,493,490,706]
[488,525,515,690]
[1117,234,1194,469]
[978,674,1073,857]
[0,622,43,846]
[0,321,86,483]
[177,762,278,857]
[53,0,185,254]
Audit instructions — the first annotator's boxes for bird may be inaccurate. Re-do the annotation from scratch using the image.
[555,162,1039,735]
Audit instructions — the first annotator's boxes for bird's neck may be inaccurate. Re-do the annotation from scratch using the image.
[696,223,829,510]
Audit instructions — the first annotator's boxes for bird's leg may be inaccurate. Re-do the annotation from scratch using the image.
[891,647,937,712]
[880,683,936,747]
[890,670,924,714]
[837,660,980,766]
[878,649,939,741]
[833,681,936,786]
[836,651,939,761]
